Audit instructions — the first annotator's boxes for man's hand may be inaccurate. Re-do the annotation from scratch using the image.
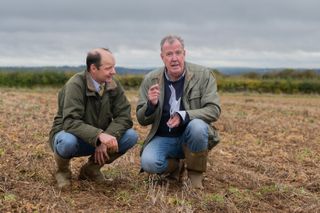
[94,133,118,165]
[148,84,160,106]
[167,113,181,129]
[98,132,119,153]
[94,143,109,165]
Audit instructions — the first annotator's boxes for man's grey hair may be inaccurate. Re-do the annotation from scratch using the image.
[160,35,184,51]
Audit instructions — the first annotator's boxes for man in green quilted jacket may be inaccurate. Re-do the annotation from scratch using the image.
[49,48,138,190]
[137,35,221,189]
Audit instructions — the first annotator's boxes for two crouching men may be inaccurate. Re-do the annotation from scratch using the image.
[49,35,221,190]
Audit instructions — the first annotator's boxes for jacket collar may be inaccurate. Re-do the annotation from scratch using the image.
[85,71,96,94]
[183,62,197,93]
[184,62,194,82]
[164,68,186,82]
[106,79,117,91]
[85,70,117,96]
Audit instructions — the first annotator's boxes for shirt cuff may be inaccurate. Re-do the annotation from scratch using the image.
[176,111,190,125]
[177,111,186,121]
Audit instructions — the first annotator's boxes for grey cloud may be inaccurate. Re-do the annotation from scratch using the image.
[1,0,320,67]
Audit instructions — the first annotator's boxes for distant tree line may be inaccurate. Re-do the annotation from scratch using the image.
[0,72,74,87]
[211,69,320,94]
[239,68,319,80]
[0,69,319,94]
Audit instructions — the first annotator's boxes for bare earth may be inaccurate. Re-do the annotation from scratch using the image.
[0,88,319,212]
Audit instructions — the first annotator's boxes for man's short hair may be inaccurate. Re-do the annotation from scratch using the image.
[86,48,111,71]
[160,35,184,51]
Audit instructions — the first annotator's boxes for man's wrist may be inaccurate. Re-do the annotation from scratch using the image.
[145,100,158,116]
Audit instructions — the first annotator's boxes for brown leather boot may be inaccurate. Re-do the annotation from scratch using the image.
[54,153,71,190]
[183,145,208,189]
[79,156,105,183]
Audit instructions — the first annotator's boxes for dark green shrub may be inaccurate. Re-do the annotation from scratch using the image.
[0,71,319,94]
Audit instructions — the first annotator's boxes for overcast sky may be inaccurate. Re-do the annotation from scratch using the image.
[1,0,319,68]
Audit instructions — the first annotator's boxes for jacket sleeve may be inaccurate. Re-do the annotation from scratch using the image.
[136,76,158,126]
[186,70,221,123]
[105,81,133,141]
[62,81,102,146]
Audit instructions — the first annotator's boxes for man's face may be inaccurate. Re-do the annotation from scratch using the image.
[161,39,185,80]
[91,51,116,84]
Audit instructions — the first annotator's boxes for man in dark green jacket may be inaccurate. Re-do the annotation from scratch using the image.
[49,48,138,189]
[136,35,221,189]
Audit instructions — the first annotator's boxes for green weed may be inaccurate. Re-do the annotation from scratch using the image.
[116,190,131,203]
[0,148,4,157]
[296,148,312,162]
[3,193,16,202]
[205,193,225,204]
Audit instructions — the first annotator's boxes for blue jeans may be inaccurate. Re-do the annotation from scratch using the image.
[141,119,208,174]
[54,129,138,159]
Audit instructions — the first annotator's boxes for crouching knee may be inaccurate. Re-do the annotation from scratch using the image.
[140,152,166,174]
[54,132,78,158]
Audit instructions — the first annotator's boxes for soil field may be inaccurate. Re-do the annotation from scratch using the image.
[0,88,319,212]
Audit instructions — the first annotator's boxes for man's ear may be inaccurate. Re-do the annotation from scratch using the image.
[90,64,97,72]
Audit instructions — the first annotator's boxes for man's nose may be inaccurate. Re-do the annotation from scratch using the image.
[172,54,178,61]
[111,67,116,74]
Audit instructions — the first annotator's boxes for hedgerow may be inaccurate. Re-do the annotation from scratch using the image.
[0,71,319,94]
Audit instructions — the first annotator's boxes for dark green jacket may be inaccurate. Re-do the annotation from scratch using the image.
[136,62,221,150]
[49,70,133,151]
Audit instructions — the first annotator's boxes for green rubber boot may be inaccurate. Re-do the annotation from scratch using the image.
[54,153,71,190]
[183,145,208,189]
[79,156,105,183]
